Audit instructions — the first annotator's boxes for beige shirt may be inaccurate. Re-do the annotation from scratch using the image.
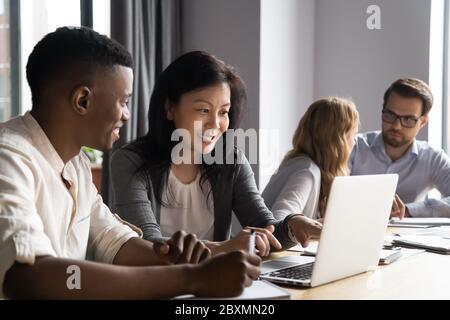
[0,112,138,298]
[160,170,214,240]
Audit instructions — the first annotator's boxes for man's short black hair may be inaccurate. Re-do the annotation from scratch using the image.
[26,26,133,107]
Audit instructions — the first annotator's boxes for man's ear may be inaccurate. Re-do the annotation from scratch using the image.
[72,86,92,115]
[419,114,429,129]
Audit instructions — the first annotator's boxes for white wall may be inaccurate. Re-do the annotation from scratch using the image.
[181,0,261,232]
[181,0,436,183]
[428,0,445,149]
[259,0,315,189]
[181,0,261,182]
[314,0,432,141]
[180,0,436,230]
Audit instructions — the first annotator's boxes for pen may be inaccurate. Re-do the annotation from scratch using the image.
[249,229,256,255]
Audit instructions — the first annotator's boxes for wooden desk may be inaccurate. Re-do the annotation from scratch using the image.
[269,228,450,300]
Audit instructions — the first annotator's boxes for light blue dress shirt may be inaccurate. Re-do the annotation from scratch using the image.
[349,131,450,217]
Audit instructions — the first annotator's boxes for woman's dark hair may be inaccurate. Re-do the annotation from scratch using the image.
[128,51,247,206]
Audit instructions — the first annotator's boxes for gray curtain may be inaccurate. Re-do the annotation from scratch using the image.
[101,0,181,207]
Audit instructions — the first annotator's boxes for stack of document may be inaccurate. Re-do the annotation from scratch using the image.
[389,217,450,227]
[392,235,450,254]
[413,226,450,237]
[289,242,403,264]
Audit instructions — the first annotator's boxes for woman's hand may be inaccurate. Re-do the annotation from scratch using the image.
[211,225,282,256]
[153,230,211,264]
[288,215,322,248]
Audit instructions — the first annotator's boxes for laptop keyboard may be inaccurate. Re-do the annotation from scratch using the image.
[267,262,314,280]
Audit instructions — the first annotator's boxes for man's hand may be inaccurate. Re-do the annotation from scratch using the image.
[288,215,322,247]
[390,194,410,219]
[153,230,211,264]
[216,225,282,256]
[190,251,261,297]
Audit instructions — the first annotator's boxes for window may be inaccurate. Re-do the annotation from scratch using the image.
[93,0,110,37]
[0,0,10,122]
[20,0,81,113]
[431,0,450,153]
[444,0,450,153]
[0,0,19,122]
[1,0,85,121]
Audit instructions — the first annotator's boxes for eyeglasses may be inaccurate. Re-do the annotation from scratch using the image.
[381,108,419,128]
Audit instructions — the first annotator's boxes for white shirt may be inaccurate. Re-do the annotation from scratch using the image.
[270,170,319,219]
[0,112,138,298]
[160,170,215,240]
[262,155,321,219]
[350,131,450,217]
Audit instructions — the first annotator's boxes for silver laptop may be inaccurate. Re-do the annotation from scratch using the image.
[260,174,398,287]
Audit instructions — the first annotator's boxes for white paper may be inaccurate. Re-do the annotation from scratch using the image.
[174,280,291,300]
[389,217,450,226]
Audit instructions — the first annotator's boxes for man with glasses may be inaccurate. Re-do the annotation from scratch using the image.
[349,78,450,218]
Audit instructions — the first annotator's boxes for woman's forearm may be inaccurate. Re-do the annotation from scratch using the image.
[112,237,168,266]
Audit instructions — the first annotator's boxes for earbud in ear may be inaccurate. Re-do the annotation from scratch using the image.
[80,99,88,109]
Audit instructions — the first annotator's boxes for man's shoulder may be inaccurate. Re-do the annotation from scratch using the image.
[0,119,34,155]
[355,131,381,148]
[0,122,39,182]
[415,139,448,159]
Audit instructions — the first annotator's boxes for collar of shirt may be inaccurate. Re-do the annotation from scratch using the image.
[370,131,419,162]
[22,111,75,183]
